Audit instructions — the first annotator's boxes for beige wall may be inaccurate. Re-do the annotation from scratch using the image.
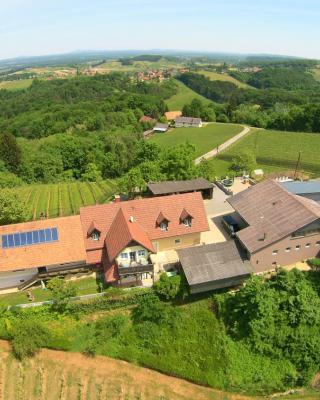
[152,232,201,252]
[250,233,320,273]
[115,245,150,266]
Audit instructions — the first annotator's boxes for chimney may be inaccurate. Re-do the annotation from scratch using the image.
[114,195,121,203]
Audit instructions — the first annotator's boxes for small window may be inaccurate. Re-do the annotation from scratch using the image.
[160,222,168,231]
[316,241,320,246]
[91,231,100,241]
[138,250,146,257]
[285,247,291,252]
[295,245,301,250]
[175,238,181,245]
[272,250,278,255]
[183,218,192,227]
[120,253,128,259]
[305,243,311,248]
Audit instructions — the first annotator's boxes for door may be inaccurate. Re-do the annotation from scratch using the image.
[130,252,136,262]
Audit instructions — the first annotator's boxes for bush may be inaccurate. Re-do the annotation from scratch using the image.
[153,273,181,300]
[9,319,49,360]
[308,258,320,269]
[47,277,77,313]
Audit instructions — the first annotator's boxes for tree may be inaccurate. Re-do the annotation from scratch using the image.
[0,133,21,173]
[0,189,27,225]
[10,319,49,360]
[161,143,197,180]
[153,273,181,300]
[81,163,102,182]
[231,151,256,174]
[197,159,216,181]
[119,167,146,197]
[47,277,77,313]
[132,293,169,324]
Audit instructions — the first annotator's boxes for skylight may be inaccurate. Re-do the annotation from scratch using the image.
[1,228,59,249]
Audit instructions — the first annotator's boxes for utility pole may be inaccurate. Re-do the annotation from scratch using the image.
[294,151,302,180]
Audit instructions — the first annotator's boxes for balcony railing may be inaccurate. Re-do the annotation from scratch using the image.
[118,263,154,276]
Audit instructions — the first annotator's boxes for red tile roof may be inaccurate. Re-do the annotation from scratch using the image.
[80,192,209,263]
[0,216,86,272]
[105,208,155,262]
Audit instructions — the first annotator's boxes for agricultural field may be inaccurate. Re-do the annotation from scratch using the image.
[197,69,252,89]
[11,180,117,221]
[165,79,214,111]
[0,342,318,400]
[0,79,33,91]
[208,128,320,178]
[149,122,244,158]
[312,67,320,81]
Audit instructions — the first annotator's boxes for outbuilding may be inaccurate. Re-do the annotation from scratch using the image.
[153,123,169,133]
[147,178,214,199]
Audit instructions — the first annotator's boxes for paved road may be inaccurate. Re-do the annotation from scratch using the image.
[195,125,251,164]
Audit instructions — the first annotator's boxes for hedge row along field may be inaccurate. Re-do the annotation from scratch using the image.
[209,128,320,177]
[11,180,117,221]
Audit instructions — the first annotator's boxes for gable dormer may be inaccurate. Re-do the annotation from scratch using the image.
[87,221,101,241]
[156,212,170,231]
[180,208,193,227]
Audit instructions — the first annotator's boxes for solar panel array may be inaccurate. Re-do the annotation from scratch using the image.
[1,228,59,249]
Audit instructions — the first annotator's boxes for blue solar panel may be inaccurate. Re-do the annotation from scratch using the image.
[1,227,59,249]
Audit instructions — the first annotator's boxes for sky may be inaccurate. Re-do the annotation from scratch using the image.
[1,0,320,60]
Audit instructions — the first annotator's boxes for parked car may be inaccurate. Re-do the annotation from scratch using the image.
[221,214,239,237]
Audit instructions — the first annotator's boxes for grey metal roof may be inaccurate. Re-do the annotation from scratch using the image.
[148,178,213,195]
[175,116,202,124]
[281,181,320,195]
[178,241,252,286]
[228,179,320,254]
[153,123,168,130]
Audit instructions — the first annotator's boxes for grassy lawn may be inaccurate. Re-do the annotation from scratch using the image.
[208,128,320,178]
[0,277,102,307]
[165,79,213,111]
[9,180,118,221]
[0,79,33,91]
[149,122,244,158]
[197,69,252,89]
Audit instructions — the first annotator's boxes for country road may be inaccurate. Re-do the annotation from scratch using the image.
[195,125,251,164]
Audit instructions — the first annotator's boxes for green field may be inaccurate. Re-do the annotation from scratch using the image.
[11,180,117,221]
[197,69,252,89]
[0,79,33,91]
[208,128,320,178]
[149,122,244,157]
[165,79,214,111]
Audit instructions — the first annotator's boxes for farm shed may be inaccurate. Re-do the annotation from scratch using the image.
[177,241,252,294]
[147,178,214,199]
[175,117,202,128]
[153,123,169,133]
[281,180,320,203]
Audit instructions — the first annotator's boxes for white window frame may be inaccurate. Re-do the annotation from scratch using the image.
[285,247,291,252]
[160,222,168,231]
[91,231,100,241]
[272,250,278,255]
[295,245,301,251]
[305,243,311,248]
[138,250,146,257]
[120,252,128,259]
[183,218,192,227]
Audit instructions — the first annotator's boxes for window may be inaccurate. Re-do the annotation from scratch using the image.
[285,247,291,252]
[91,231,100,241]
[305,243,311,248]
[272,250,278,255]
[316,241,320,246]
[295,245,301,250]
[160,222,168,231]
[183,217,192,227]
[138,250,146,257]
[120,253,128,259]
[175,238,181,245]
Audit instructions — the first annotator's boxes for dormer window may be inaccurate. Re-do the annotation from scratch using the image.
[91,230,100,241]
[180,208,193,227]
[183,217,192,227]
[156,211,170,231]
[160,221,168,231]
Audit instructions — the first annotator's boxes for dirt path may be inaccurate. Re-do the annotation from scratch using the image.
[195,125,251,164]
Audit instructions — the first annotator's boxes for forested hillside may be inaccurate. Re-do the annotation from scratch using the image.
[179,64,320,132]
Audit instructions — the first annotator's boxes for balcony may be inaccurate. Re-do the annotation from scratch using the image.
[118,262,154,276]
